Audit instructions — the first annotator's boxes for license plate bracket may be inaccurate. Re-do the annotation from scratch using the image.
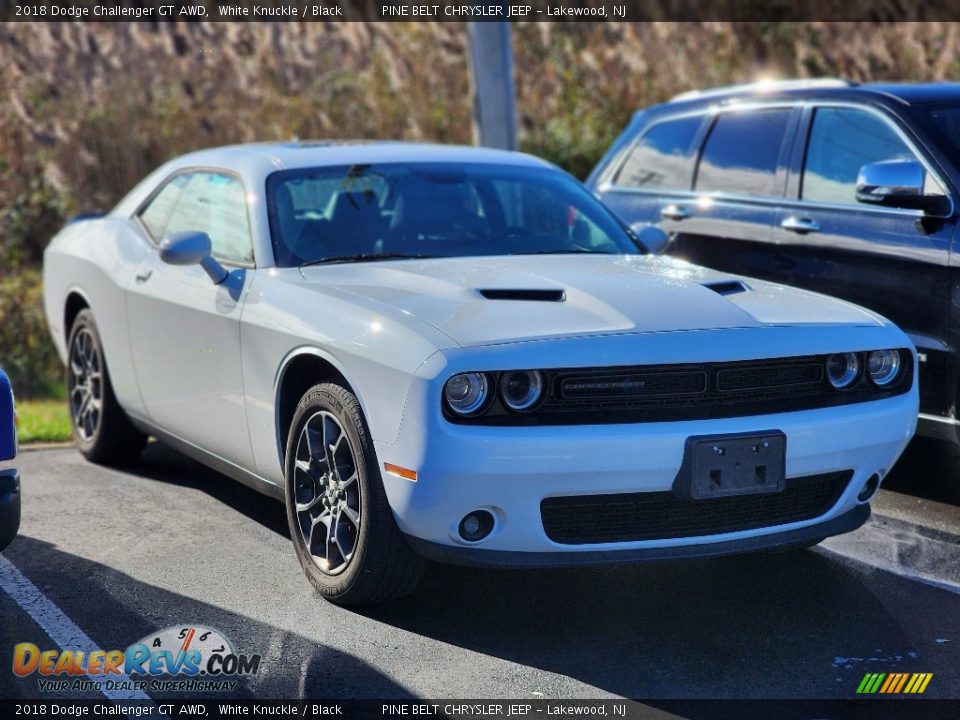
[673,430,786,500]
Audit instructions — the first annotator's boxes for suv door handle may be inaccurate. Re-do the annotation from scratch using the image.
[660,204,691,222]
[781,217,820,234]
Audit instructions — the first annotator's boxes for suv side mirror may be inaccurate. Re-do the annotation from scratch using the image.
[856,160,947,213]
[160,231,228,284]
[631,223,670,254]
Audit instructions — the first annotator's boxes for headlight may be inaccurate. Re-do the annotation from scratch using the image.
[444,372,490,416]
[826,352,860,389]
[500,370,544,412]
[867,350,901,386]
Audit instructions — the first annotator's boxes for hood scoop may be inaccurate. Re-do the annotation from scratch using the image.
[702,280,750,296]
[478,288,566,302]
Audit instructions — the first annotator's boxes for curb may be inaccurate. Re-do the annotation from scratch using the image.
[19,442,74,453]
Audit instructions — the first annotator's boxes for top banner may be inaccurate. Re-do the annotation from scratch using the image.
[3,0,960,22]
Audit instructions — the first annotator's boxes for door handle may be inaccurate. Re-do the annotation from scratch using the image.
[781,217,820,234]
[660,204,691,222]
[134,269,153,284]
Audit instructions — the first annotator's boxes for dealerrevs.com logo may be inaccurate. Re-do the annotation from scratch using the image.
[13,625,261,693]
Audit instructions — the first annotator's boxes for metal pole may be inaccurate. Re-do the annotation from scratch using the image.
[467,21,518,151]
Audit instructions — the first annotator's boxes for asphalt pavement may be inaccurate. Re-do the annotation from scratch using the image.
[0,438,958,702]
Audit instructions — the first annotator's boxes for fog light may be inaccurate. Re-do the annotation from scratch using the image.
[858,473,881,502]
[458,510,495,542]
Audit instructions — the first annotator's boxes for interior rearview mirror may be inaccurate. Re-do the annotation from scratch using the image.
[632,223,670,254]
[855,160,947,214]
[160,231,228,284]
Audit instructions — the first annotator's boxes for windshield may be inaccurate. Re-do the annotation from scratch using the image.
[266,162,642,267]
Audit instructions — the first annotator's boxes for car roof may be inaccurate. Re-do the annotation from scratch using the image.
[170,141,554,175]
[666,79,960,109]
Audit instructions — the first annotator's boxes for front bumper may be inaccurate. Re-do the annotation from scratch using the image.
[376,388,916,562]
[0,468,20,552]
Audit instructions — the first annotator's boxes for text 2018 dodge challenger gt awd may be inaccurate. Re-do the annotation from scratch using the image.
[43,142,917,604]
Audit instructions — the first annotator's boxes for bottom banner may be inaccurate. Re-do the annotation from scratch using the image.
[1,699,959,720]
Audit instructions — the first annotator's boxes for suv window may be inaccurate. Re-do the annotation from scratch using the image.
[803,107,916,205]
[695,109,791,196]
[139,172,254,264]
[614,116,701,190]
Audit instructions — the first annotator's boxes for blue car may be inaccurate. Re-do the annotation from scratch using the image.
[0,370,19,552]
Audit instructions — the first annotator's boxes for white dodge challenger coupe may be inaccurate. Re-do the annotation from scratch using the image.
[43,142,918,604]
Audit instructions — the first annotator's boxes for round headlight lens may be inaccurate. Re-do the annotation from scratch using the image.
[867,349,901,386]
[500,370,544,412]
[826,352,861,390]
[444,373,489,416]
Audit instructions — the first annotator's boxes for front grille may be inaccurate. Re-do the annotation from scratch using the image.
[540,470,853,545]
[448,351,913,425]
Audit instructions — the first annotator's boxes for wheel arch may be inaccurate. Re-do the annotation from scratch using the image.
[274,347,364,469]
[64,289,92,339]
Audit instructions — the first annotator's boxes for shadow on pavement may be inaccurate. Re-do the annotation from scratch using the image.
[1,536,410,700]
[116,441,290,539]
[360,549,950,699]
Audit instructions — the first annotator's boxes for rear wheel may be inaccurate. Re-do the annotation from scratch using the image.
[284,382,426,604]
[66,309,147,465]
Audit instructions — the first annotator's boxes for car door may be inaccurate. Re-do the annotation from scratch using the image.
[663,105,798,276]
[125,170,256,465]
[770,104,956,418]
[594,113,705,237]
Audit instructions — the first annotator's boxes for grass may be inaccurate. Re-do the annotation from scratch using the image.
[17,398,72,444]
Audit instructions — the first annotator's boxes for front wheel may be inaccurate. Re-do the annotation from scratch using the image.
[66,309,147,465]
[284,383,426,604]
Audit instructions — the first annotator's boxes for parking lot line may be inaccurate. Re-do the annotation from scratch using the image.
[0,554,153,702]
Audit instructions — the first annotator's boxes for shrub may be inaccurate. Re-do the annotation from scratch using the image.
[0,265,63,399]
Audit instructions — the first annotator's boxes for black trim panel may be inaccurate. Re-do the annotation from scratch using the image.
[404,504,870,569]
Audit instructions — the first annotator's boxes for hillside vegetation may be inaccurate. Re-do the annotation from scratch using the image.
[2,21,960,396]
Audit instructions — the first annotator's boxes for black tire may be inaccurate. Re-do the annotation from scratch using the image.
[284,382,426,605]
[66,309,147,465]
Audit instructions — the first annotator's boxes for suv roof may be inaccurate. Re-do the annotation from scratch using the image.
[668,79,960,107]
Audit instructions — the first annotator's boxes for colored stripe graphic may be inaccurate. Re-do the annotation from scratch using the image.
[879,674,897,693]
[856,672,933,694]
[893,673,910,693]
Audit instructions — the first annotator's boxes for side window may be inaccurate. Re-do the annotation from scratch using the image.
[141,172,254,264]
[802,107,917,205]
[614,116,702,190]
[695,109,792,196]
[138,175,189,241]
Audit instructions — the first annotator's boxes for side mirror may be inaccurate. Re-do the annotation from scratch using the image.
[631,223,670,254]
[855,160,947,213]
[160,231,228,284]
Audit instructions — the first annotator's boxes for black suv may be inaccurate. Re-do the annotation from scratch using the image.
[589,79,960,445]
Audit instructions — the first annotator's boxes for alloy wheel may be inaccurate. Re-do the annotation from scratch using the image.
[68,327,103,441]
[292,411,362,575]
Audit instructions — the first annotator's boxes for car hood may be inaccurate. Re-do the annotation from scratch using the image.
[299,254,885,348]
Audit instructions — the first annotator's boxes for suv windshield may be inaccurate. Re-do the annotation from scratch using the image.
[266,162,642,267]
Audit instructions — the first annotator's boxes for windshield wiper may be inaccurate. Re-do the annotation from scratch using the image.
[301,252,436,267]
